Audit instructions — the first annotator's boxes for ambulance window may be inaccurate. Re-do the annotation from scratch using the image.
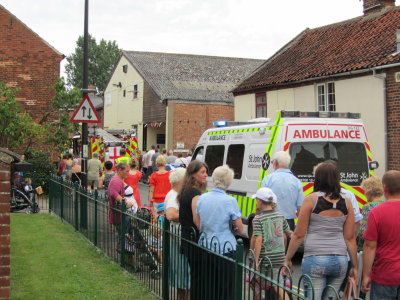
[289,142,369,186]
[289,143,327,182]
[331,142,369,186]
[226,144,244,179]
[205,145,225,176]
[192,146,204,162]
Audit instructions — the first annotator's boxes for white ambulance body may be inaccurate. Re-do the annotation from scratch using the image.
[192,110,378,237]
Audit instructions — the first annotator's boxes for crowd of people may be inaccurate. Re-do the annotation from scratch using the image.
[58,146,400,300]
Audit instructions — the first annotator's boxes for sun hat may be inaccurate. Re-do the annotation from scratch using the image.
[157,202,165,213]
[252,187,277,203]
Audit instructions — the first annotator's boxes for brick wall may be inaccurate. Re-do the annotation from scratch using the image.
[386,67,400,170]
[170,102,234,150]
[0,5,63,124]
[0,162,10,300]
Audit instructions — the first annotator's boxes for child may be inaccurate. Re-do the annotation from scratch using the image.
[148,202,165,262]
[124,183,138,215]
[23,178,34,202]
[99,161,115,191]
[250,187,292,299]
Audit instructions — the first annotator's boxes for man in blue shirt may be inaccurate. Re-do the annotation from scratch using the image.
[261,151,304,231]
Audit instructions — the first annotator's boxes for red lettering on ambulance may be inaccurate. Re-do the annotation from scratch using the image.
[302,130,312,139]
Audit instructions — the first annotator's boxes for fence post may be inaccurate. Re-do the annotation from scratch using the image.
[94,190,98,247]
[48,174,53,213]
[74,183,79,231]
[162,218,170,300]
[120,201,126,268]
[60,176,64,221]
[234,238,244,300]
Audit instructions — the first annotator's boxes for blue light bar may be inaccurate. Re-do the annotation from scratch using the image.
[213,120,228,127]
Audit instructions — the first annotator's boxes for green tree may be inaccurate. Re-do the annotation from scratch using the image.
[45,78,81,152]
[0,82,44,150]
[65,34,121,91]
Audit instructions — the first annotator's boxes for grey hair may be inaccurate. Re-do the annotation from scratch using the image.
[212,165,234,190]
[272,151,291,168]
[169,168,186,186]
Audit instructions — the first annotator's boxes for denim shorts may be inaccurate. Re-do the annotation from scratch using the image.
[302,255,348,300]
[371,281,400,300]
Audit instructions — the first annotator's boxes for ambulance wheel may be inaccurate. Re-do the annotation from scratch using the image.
[247,213,255,238]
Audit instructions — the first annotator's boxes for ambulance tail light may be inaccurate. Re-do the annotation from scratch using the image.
[280,111,360,119]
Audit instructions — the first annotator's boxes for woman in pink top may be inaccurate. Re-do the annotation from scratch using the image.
[125,158,143,207]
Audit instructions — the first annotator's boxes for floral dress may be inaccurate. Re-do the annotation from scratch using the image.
[358,200,384,251]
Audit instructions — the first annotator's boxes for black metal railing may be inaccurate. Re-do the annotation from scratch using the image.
[48,175,363,300]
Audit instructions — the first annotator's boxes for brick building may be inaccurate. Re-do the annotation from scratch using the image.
[103,51,263,152]
[0,4,64,125]
[233,0,400,177]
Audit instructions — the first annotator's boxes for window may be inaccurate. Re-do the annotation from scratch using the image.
[156,134,165,145]
[123,90,126,97]
[205,145,225,176]
[317,82,336,111]
[133,85,138,99]
[122,65,128,73]
[255,93,267,118]
[226,144,245,179]
[193,146,204,162]
[289,142,368,186]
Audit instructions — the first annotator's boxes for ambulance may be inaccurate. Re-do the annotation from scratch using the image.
[192,110,379,238]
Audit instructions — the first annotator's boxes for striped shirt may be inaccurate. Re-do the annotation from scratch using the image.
[253,209,290,267]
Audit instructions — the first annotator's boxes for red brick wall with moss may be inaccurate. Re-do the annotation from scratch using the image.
[0,5,63,124]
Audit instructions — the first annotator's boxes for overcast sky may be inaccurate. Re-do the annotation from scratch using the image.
[2,0,398,75]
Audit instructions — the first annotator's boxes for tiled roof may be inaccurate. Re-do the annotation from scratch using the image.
[123,51,264,103]
[234,6,400,93]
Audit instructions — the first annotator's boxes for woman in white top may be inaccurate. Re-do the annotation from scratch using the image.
[164,168,190,299]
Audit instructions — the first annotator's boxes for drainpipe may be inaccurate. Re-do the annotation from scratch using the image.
[372,68,388,172]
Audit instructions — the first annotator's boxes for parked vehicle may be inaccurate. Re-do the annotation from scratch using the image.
[192,110,379,237]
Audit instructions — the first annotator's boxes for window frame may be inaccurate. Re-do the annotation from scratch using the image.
[255,92,267,118]
[133,84,138,99]
[317,82,336,112]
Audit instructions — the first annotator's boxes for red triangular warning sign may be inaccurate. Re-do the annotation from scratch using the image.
[70,95,101,123]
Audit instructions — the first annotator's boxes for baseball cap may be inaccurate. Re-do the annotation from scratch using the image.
[157,202,165,213]
[252,187,277,203]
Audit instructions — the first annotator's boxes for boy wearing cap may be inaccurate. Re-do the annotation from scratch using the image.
[251,187,292,271]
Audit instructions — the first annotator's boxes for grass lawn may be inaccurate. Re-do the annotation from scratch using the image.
[11,213,155,300]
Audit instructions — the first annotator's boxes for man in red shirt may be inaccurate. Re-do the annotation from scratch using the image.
[362,170,400,299]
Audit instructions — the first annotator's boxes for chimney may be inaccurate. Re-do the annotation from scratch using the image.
[363,0,395,15]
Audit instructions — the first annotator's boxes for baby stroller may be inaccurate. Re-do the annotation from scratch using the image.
[124,207,162,279]
[10,178,40,214]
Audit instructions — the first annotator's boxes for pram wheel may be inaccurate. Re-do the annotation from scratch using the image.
[31,203,40,214]
[150,270,160,280]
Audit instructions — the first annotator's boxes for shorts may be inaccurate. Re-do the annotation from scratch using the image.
[88,179,99,188]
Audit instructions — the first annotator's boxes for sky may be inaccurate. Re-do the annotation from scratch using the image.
[2,0,398,75]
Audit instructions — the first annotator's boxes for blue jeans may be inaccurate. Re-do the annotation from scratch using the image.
[302,255,348,300]
[371,281,400,300]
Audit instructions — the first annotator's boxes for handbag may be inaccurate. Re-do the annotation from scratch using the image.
[341,276,358,300]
